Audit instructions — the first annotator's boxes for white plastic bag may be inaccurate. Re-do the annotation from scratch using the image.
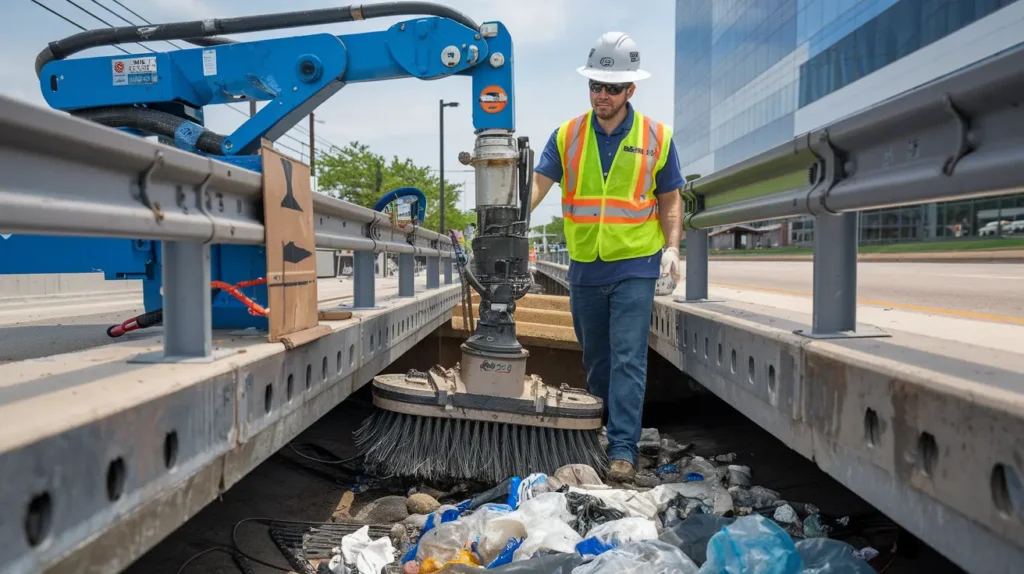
[512,515,582,560]
[517,492,574,524]
[339,525,396,574]
[585,516,658,544]
[573,540,699,574]
[568,487,658,519]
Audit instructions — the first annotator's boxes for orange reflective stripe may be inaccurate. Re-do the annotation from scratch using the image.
[561,114,588,200]
[631,115,664,203]
[566,213,660,224]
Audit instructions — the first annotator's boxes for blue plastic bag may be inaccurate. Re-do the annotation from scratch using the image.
[700,514,803,574]
[795,538,876,573]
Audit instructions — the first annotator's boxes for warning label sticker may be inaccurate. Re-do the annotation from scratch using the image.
[479,85,508,114]
[112,56,158,86]
[202,50,217,76]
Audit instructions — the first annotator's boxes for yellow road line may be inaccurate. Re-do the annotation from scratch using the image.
[709,281,1024,326]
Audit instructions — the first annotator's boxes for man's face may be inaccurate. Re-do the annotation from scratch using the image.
[589,80,634,119]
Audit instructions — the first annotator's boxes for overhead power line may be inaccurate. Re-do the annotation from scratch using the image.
[63,0,154,52]
[28,0,131,54]
[88,0,186,51]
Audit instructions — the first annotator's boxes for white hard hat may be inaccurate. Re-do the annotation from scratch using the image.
[577,31,651,83]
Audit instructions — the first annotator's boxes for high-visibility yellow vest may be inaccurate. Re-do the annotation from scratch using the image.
[556,109,672,263]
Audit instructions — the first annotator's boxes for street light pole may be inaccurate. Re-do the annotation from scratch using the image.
[439,99,459,233]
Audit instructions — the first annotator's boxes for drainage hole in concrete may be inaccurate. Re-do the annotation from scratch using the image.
[731,349,737,373]
[683,328,687,348]
[692,332,698,354]
[916,432,938,476]
[25,492,52,547]
[264,383,273,415]
[864,408,880,447]
[717,343,723,365]
[322,356,328,381]
[106,457,126,501]
[306,364,312,389]
[991,463,1024,519]
[164,431,178,469]
[768,365,776,393]
[349,344,355,367]
[704,337,709,359]
[336,351,343,374]
[747,356,755,384]
[286,375,294,402]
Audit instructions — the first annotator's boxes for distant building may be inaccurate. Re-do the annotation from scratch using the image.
[674,0,1024,245]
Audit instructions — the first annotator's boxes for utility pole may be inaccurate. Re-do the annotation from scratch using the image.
[439,99,459,233]
[309,113,316,176]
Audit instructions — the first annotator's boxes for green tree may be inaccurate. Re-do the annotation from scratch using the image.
[317,141,474,233]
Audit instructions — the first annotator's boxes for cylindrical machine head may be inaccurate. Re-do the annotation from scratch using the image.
[471,130,519,208]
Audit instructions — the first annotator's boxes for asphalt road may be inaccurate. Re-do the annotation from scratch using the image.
[701,261,1024,323]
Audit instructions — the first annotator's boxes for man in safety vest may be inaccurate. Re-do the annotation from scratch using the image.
[530,32,683,482]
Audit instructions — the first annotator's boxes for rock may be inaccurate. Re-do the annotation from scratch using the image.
[773,504,798,525]
[727,465,751,487]
[555,464,603,487]
[715,453,738,463]
[411,485,447,500]
[358,495,409,523]
[407,493,441,515]
[403,561,421,574]
[639,428,662,455]
[735,506,754,516]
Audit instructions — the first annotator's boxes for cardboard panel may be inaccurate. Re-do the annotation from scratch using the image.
[261,141,319,342]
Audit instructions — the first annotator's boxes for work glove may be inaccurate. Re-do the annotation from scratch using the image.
[656,247,680,296]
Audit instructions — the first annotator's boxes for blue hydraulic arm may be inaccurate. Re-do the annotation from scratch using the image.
[374,188,427,225]
[30,2,527,333]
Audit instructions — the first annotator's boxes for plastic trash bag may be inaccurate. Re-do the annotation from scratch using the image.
[444,552,585,573]
[573,540,699,574]
[795,538,876,574]
[513,516,582,559]
[700,514,802,574]
[415,519,472,564]
[568,487,659,519]
[576,516,658,556]
[565,491,627,536]
[658,514,734,566]
[517,492,574,524]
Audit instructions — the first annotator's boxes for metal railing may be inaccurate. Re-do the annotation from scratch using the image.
[0,94,455,360]
[691,43,1023,337]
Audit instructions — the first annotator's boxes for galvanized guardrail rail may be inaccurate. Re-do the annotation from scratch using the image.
[536,42,1024,574]
[0,94,461,573]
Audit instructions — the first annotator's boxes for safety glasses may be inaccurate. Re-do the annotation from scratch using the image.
[589,81,630,95]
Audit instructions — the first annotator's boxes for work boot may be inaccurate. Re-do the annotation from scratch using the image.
[608,459,635,483]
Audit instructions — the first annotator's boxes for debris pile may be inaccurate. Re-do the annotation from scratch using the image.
[319,429,882,573]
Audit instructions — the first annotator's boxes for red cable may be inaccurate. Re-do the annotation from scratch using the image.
[212,279,269,316]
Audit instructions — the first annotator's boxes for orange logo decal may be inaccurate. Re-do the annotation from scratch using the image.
[479,85,508,114]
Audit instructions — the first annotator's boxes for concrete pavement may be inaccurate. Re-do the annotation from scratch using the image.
[697,260,1024,322]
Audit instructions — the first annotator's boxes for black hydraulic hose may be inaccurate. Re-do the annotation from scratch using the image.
[35,2,480,76]
[72,106,225,155]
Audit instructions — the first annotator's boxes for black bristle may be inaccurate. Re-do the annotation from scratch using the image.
[353,410,609,483]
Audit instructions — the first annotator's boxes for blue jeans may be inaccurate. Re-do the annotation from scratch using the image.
[569,277,656,465]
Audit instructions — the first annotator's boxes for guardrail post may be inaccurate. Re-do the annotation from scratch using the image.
[162,241,212,359]
[443,258,453,285]
[353,251,376,308]
[685,230,709,301]
[426,256,440,289]
[812,212,857,334]
[399,252,415,297]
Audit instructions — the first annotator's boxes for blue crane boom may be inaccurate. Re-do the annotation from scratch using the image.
[22,3,526,331]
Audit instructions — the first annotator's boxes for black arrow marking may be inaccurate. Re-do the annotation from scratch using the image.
[283,241,313,265]
[279,157,302,211]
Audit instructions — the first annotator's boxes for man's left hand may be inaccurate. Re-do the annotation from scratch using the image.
[661,246,681,282]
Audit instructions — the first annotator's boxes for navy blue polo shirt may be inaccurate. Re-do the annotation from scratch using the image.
[534,103,684,287]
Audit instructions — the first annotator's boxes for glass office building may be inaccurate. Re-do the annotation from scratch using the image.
[674,0,1024,245]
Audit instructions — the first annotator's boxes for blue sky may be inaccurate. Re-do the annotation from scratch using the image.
[1,0,677,227]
